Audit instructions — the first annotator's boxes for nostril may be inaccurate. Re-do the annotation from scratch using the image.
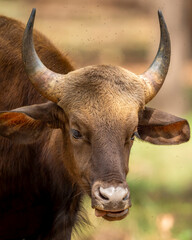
[99,187,111,201]
[123,193,129,201]
[99,190,109,200]
[96,186,129,202]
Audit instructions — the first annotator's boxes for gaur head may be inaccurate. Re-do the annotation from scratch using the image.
[0,9,190,221]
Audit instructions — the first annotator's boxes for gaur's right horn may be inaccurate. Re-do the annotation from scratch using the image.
[22,8,63,103]
[139,11,171,104]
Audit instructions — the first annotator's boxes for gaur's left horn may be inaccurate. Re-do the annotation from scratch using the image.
[22,8,63,103]
[139,10,171,104]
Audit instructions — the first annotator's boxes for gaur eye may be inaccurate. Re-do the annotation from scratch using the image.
[71,129,82,139]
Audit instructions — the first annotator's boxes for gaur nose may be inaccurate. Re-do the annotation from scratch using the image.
[99,186,129,202]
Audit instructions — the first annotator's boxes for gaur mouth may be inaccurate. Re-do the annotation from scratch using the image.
[95,208,129,221]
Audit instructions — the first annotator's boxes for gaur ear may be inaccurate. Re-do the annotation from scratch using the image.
[0,102,63,144]
[138,107,190,145]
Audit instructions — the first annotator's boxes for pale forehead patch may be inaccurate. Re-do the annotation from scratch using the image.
[69,97,139,132]
[59,65,145,119]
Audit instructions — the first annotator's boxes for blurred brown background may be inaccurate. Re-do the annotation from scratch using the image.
[0,1,192,240]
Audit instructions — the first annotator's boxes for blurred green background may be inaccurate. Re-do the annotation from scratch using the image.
[0,0,191,239]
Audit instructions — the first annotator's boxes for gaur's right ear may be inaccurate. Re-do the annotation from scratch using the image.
[0,102,64,144]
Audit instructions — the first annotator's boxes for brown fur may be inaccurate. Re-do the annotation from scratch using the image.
[0,16,80,240]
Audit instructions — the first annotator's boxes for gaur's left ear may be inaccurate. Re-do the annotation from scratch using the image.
[0,102,63,144]
[138,107,190,145]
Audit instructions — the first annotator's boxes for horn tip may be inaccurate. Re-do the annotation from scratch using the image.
[31,8,36,17]
[158,9,162,16]
[158,10,166,25]
[27,8,36,28]
[158,9,164,21]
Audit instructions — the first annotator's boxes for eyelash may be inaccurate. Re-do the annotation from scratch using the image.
[130,132,140,141]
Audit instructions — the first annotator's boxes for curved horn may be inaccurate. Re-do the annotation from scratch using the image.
[139,10,171,104]
[22,8,62,103]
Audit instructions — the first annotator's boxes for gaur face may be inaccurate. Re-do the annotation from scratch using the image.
[57,66,144,220]
[0,9,190,221]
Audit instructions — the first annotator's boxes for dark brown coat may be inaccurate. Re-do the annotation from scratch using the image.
[0,16,80,240]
